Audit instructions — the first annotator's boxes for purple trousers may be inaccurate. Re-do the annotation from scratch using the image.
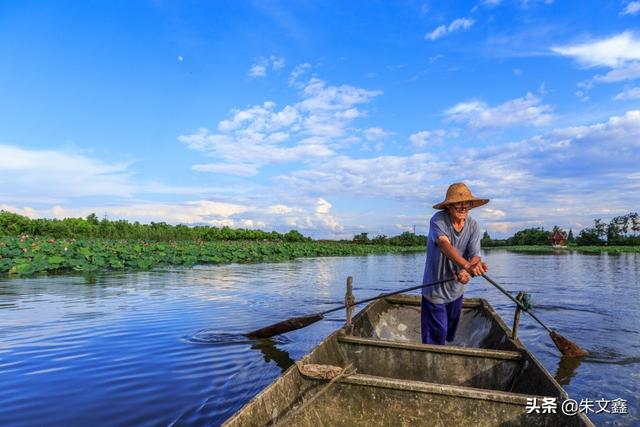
[421,295,463,345]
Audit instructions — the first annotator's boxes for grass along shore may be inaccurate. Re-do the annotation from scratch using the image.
[0,235,424,276]
[484,245,640,254]
[4,235,638,277]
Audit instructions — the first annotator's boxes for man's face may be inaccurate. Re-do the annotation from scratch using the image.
[447,202,471,222]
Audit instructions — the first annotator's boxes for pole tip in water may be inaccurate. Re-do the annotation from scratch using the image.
[550,330,588,357]
[244,313,324,340]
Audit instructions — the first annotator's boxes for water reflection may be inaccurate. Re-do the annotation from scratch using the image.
[554,355,584,386]
[251,339,295,373]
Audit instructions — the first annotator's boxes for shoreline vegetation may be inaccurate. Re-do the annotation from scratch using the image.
[484,245,640,254]
[1,210,639,277]
[0,211,425,276]
[0,235,425,276]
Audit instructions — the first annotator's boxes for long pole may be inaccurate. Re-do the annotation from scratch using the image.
[245,277,454,339]
[481,274,588,357]
[320,277,454,316]
[481,274,552,333]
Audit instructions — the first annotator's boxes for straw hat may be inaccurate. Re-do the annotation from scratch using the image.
[433,183,489,210]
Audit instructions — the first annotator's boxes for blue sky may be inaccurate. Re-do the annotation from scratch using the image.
[1,0,639,238]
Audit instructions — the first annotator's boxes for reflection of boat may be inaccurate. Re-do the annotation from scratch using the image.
[224,296,593,426]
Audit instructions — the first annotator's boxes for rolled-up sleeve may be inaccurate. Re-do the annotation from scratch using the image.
[429,214,448,243]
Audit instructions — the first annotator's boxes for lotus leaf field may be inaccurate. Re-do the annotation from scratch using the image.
[0,235,425,276]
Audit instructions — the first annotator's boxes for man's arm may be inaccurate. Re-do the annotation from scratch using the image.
[436,235,473,271]
[436,236,487,276]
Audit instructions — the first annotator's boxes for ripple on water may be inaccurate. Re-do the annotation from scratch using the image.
[185,331,292,346]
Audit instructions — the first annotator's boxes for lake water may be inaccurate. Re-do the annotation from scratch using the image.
[1,250,638,426]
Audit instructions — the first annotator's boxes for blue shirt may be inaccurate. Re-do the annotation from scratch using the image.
[422,210,481,304]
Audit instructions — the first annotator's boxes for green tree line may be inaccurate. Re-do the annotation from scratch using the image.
[351,232,426,247]
[480,212,640,247]
[0,211,310,242]
[0,211,427,247]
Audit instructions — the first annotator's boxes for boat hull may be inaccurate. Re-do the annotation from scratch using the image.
[223,296,593,426]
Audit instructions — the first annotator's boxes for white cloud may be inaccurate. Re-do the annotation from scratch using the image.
[315,198,332,214]
[313,198,343,232]
[482,208,506,218]
[248,56,286,78]
[588,62,640,86]
[41,200,251,225]
[363,127,391,141]
[426,25,447,41]
[483,0,503,7]
[270,55,286,70]
[248,64,267,77]
[409,129,458,148]
[443,93,554,129]
[192,163,259,176]
[180,77,381,175]
[289,63,312,87]
[449,18,474,32]
[538,82,547,95]
[276,153,440,198]
[0,144,224,205]
[575,90,590,102]
[478,0,552,10]
[554,33,640,90]
[551,32,640,68]
[0,204,40,219]
[621,1,640,15]
[425,18,474,41]
[266,204,297,215]
[7,106,640,238]
[274,110,640,235]
[614,86,640,100]
[119,200,251,222]
[0,144,133,202]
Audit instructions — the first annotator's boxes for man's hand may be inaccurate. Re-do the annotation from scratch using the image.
[457,269,471,285]
[465,260,489,277]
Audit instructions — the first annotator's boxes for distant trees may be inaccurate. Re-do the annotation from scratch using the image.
[481,213,640,247]
[575,228,602,246]
[388,231,426,246]
[351,231,426,247]
[352,232,370,244]
[370,234,388,245]
[576,213,640,246]
[481,230,497,247]
[508,227,550,246]
[3,209,638,247]
[0,210,310,243]
[283,230,308,242]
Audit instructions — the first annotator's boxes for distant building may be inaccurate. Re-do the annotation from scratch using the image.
[549,230,567,247]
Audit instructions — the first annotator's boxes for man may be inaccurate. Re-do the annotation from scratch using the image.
[422,182,489,345]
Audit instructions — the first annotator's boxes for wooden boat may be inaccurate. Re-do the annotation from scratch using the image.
[224,295,593,426]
